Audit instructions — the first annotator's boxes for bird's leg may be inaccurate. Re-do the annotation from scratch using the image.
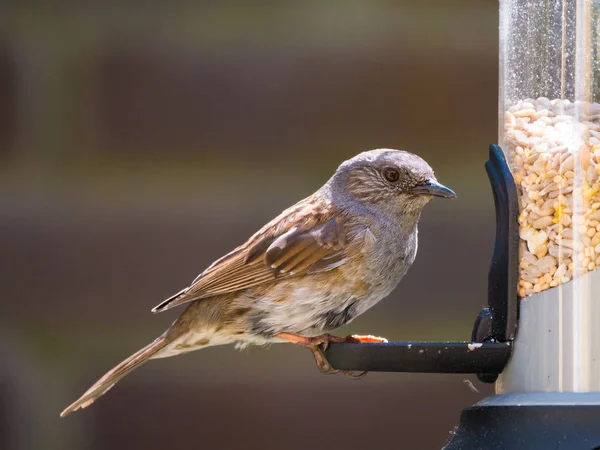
[277,332,388,378]
[277,332,344,374]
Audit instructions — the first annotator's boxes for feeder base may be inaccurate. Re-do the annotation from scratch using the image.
[443,393,600,450]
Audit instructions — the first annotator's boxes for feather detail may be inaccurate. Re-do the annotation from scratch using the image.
[151,196,351,313]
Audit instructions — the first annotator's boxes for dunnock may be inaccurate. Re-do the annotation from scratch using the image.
[61,148,455,417]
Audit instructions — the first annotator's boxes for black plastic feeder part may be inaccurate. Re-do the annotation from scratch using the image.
[442,395,600,450]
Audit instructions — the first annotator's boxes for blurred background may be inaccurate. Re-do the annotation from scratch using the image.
[0,2,499,449]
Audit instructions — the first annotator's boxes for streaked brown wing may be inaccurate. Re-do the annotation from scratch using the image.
[151,197,348,313]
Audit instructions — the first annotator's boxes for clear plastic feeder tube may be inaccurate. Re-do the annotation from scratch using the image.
[497,0,600,393]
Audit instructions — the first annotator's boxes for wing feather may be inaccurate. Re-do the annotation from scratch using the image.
[151,197,350,313]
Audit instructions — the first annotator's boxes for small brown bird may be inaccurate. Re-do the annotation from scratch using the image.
[60,148,455,417]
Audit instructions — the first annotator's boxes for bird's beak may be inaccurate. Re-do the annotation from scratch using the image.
[412,180,457,198]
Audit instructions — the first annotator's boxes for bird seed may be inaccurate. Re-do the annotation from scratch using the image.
[505,97,600,297]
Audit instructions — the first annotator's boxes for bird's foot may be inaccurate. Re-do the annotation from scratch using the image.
[276,332,388,377]
[309,347,339,374]
[334,334,388,379]
[277,332,344,373]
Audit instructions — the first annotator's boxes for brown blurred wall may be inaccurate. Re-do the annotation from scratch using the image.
[0,2,498,450]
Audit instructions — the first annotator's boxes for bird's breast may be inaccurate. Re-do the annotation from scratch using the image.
[359,222,418,287]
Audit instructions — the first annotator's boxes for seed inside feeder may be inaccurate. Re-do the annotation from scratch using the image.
[505,97,600,297]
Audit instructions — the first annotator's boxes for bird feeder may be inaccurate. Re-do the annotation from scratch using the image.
[325,1,600,447]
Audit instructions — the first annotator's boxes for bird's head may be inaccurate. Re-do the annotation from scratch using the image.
[328,148,456,215]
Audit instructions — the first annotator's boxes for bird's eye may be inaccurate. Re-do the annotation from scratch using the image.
[383,167,400,183]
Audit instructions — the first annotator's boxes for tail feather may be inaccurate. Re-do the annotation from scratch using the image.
[60,336,168,417]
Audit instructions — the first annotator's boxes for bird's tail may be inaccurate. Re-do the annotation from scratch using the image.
[60,335,168,417]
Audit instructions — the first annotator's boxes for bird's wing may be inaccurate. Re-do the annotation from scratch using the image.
[151,196,350,313]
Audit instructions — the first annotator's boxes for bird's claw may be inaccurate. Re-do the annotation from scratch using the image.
[343,370,368,379]
[310,333,386,377]
[313,336,381,379]
[310,347,340,374]
[276,332,385,378]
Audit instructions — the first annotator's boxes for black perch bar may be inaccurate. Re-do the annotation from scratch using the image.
[321,146,518,379]
[323,341,512,374]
